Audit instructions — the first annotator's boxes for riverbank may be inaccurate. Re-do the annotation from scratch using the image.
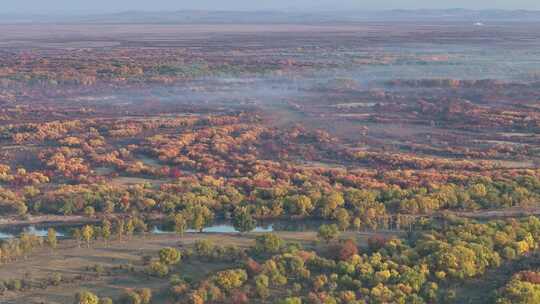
[0,214,101,228]
[1,206,539,229]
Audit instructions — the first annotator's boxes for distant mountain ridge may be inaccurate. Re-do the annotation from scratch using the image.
[2,9,540,24]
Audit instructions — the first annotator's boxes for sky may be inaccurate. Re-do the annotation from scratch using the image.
[3,0,540,14]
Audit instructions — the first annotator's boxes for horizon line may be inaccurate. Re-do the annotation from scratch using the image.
[3,8,540,15]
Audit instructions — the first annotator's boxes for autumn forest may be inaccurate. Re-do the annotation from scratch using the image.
[0,15,540,304]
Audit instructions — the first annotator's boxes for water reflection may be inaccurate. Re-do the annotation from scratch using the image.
[0,219,328,239]
[0,225,66,239]
[152,224,274,234]
[0,231,13,239]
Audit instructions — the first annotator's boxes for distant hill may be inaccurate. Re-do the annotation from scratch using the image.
[2,9,540,24]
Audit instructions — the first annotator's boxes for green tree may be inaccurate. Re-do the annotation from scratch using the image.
[47,228,58,251]
[318,224,340,243]
[159,247,181,265]
[320,191,345,218]
[74,290,99,304]
[125,218,135,240]
[278,297,302,304]
[99,298,113,304]
[255,274,270,299]
[132,217,148,236]
[73,228,82,248]
[173,213,187,239]
[254,233,283,254]
[49,272,63,286]
[194,239,215,257]
[122,290,141,304]
[138,288,152,304]
[102,219,111,246]
[353,217,362,231]
[285,195,313,216]
[233,207,256,233]
[188,205,214,233]
[214,269,248,291]
[84,206,96,218]
[147,261,169,277]
[115,219,125,241]
[334,208,351,231]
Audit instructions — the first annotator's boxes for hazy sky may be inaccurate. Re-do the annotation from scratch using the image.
[4,0,540,13]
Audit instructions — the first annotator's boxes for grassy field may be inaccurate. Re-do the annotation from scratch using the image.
[0,230,401,304]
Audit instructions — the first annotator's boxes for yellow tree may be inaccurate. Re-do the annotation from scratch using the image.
[82,225,94,248]
[46,228,58,251]
[102,219,111,246]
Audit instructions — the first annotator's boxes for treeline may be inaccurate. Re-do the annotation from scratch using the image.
[2,171,539,233]
[0,233,43,264]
